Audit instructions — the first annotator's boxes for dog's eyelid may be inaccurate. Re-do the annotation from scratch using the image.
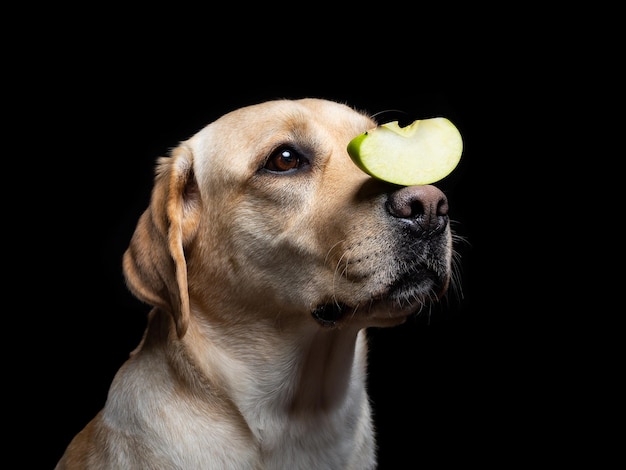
[261,144,311,174]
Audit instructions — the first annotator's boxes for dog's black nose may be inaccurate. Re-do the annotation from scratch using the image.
[386,185,449,235]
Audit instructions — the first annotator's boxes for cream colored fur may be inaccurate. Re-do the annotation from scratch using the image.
[56,98,454,469]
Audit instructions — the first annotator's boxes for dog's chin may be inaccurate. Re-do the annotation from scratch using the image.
[312,272,449,329]
[312,300,413,329]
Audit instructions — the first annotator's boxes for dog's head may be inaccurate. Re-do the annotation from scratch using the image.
[123,98,455,337]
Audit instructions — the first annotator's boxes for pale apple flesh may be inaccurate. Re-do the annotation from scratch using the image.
[347,117,463,186]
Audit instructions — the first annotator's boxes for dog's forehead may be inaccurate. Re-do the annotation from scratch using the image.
[189,99,374,152]
[185,98,375,185]
[217,98,373,131]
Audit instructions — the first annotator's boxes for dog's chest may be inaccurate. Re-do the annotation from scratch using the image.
[254,414,375,469]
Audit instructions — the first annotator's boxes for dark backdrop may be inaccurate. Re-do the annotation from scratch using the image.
[28,50,537,469]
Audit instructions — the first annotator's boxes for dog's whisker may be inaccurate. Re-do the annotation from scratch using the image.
[333,248,351,283]
[347,304,360,321]
[449,253,465,304]
[324,239,346,266]
[449,227,470,305]
[370,109,409,125]
[326,240,351,300]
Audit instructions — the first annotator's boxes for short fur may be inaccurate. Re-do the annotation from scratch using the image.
[56,98,455,469]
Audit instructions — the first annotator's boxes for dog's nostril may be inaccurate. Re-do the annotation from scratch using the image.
[386,185,449,232]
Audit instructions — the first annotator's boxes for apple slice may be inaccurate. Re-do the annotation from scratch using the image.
[347,117,463,186]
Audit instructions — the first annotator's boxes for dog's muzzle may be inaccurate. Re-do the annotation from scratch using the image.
[312,184,451,328]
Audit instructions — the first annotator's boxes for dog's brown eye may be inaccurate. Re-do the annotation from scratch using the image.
[264,147,303,172]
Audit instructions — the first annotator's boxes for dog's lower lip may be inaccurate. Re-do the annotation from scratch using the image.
[312,303,348,327]
[312,297,418,328]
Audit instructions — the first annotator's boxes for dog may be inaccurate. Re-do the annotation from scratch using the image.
[55,98,457,469]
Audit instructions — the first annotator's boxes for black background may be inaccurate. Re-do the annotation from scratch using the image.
[20,33,561,469]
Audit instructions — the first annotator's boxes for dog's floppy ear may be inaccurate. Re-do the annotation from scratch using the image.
[122,145,201,338]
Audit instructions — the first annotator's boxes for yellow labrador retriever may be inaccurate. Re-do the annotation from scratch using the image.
[56,98,455,469]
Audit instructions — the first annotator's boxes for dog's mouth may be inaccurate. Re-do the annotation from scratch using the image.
[311,299,417,329]
[312,303,349,327]
[312,268,449,328]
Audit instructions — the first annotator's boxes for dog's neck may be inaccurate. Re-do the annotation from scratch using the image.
[288,326,367,414]
[142,307,369,423]
[201,312,366,416]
